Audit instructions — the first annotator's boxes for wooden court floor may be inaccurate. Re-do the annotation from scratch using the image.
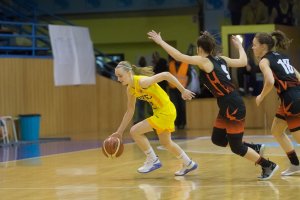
[1,134,300,200]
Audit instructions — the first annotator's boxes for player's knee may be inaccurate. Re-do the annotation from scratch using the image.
[211,128,228,147]
[271,127,285,138]
[292,130,300,143]
[271,118,287,137]
[129,126,138,137]
[229,144,247,156]
[159,140,172,149]
[227,134,247,156]
[211,136,227,147]
[271,131,282,138]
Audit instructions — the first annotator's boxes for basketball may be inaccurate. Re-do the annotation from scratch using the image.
[102,136,124,158]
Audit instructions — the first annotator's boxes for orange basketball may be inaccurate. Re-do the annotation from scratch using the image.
[102,136,124,158]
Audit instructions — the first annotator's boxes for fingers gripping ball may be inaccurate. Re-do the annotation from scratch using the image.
[102,137,124,158]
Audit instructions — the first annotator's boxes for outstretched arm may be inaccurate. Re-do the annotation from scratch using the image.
[147,30,206,69]
[256,58,274,106]
[139,72,195,100]
[221,35,247,68]
[112,87,136,139]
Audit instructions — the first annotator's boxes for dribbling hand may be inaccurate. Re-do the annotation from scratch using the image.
[111,132,123,141]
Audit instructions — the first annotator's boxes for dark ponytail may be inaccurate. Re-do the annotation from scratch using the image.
[270,30,292,50]
[197,31,220,56]
[255,30,292,51]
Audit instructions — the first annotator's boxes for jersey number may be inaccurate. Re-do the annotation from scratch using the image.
[277,59,294,74]
[221,64,231,80]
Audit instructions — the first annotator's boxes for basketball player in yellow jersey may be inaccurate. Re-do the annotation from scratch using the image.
[111,61,198,176]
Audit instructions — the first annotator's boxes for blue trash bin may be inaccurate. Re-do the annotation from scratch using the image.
[19,114,41,141]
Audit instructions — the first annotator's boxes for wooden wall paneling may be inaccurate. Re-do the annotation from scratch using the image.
[243,97,264,128]
[64,84,98,136]
[186,90,278,131]
[22,59,53,137]
[96,75,127,135]
[186,98,218,130]
[96,76,112,132]
[0,59,25,116]
[53,86,69,137]
[0,58,280,139]
[260,89,279,130]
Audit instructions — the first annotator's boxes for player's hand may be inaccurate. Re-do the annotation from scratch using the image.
[147,30,163,45]
[111,132,123,141]
[231,35,243,49]
[246,64,251,71]
[181,89,195,100]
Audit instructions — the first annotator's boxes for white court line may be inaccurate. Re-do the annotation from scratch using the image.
[0,184,298,190]
[157,135,300,157]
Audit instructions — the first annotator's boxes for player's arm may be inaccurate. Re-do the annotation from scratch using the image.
[147,30,208,71]
[113,87,136,138]
[221,36,247,68]
[256,58,274,106]
[139,72,195,100]
[294,67,300,81]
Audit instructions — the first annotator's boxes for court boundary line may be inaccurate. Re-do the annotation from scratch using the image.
[0,183,297,190]
[1,135,299,163]
[157,135,300,157]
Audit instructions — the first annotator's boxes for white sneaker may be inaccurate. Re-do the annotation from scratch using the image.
[137,157,162,173]
[281,164,300,176]
[175,160,198,176]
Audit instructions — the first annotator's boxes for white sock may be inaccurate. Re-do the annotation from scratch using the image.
[177,151,192,166]
[144,148,157,161]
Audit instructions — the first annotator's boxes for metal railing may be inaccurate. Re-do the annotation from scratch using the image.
[0,0,118,77]
[0,21,51,57]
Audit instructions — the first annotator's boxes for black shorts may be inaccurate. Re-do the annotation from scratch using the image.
[276,86,300,132]
[214,91,246,134]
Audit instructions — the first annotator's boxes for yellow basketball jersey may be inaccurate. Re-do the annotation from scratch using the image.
[129,75,170,110]
[130,75,176,134]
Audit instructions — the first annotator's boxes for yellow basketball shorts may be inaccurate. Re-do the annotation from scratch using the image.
[146,102,176,134]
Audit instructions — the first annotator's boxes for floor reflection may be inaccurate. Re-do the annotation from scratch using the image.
[139,176,197,200]
[0,140,101,163]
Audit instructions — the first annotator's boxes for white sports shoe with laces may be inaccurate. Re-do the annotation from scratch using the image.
[281,164,300,176]
[137,157,162,173]
[175,160,198,176]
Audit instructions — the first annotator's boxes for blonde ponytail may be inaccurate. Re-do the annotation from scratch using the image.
[132,64,155,76]
[116,61,155,76]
